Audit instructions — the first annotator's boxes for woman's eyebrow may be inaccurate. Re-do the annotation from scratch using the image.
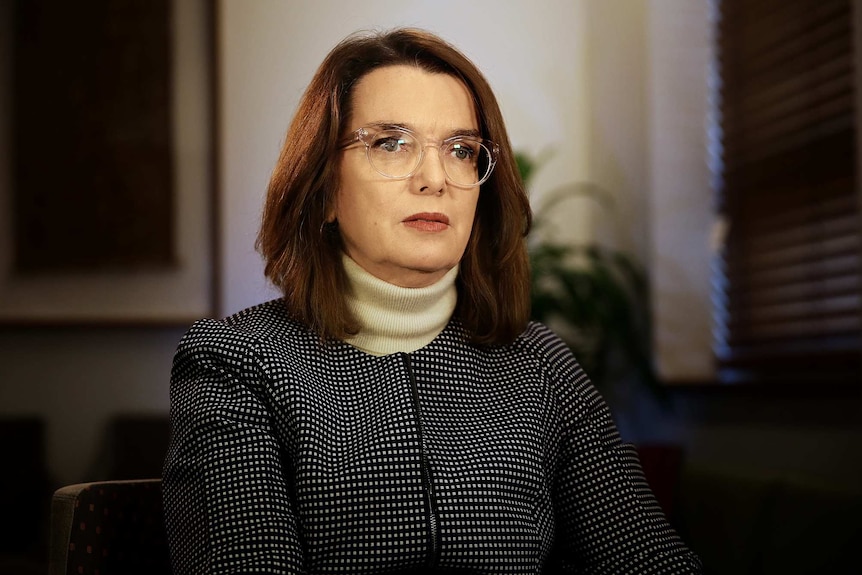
[367,121,409,131]
[447,128,482,139]
[366,122,482,139]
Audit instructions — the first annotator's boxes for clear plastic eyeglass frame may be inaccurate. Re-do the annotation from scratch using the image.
[341,126,499,187]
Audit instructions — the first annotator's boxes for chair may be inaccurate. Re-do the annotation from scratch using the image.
[49,479,171,575]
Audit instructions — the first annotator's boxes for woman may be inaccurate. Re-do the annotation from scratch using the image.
[163,28,702,574]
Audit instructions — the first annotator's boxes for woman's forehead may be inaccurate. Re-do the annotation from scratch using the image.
[348,65,478,136]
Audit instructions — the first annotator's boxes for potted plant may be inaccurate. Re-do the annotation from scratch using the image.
[519,153,664,402]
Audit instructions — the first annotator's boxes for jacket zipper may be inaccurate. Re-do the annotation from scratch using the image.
[402,353,440,567]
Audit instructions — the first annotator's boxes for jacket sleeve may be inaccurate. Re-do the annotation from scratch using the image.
[544,340,702,574]
[162,319,306,574]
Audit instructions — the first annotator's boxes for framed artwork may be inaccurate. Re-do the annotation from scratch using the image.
[0,0,217,325]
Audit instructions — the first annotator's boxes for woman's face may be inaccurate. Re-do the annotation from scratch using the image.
[333,65,480,288]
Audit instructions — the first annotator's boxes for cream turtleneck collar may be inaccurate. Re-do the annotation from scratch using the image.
[342,254,458,356]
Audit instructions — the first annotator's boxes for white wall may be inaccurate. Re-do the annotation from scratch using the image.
[646,0,715,381]
[0,0,664,486]
[218,0,652,315]
[0,0,644,483]
[219,0,699,376]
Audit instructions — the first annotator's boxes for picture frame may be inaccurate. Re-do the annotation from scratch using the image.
[0,0,217,326]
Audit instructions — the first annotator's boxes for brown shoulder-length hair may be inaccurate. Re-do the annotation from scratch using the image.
[257,28,532,346]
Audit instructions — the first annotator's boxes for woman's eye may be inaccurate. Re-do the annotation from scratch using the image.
[375,137,407,153]
[450,143,475,161]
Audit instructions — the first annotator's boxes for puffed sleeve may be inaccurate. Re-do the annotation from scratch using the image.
[544,338,702,573]
[162,319,306,574]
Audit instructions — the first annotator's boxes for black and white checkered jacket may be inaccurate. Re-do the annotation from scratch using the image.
[163,299,701,574]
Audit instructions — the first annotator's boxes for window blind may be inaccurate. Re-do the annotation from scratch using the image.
[713,0,861,384]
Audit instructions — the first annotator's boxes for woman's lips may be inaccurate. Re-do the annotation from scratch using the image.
[403,212,450,232]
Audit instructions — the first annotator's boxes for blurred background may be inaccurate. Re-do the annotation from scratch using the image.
[0,0,860,573]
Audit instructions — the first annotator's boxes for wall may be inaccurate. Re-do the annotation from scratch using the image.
[218,0,609,315]
[0,327,181,485]
[0,0,859,495]
[0,0,636,487]
[646,0,714,382]
[0,0,207,488]
[639,0,862,492]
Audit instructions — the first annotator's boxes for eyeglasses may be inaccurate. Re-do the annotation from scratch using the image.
[342,126,499,187]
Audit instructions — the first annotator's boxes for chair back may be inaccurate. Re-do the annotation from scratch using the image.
[49,479,171,575]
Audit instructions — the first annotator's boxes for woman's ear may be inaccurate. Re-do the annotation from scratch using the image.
[325,202,337,224]
[322,188,337,224]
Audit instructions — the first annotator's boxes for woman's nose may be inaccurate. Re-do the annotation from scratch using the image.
[412,144,447,194]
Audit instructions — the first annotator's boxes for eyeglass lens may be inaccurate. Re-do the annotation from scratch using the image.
[365,130,493,186]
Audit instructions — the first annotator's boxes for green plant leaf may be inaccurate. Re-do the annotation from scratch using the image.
[524,176,665,403]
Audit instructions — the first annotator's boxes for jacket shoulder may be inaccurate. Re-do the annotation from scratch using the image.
[513,321,577,367]
[222,298,302,337]
[175,299,312,364]
[510,321,596,401]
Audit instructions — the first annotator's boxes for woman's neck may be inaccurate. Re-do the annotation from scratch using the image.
[342,254,458,356]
